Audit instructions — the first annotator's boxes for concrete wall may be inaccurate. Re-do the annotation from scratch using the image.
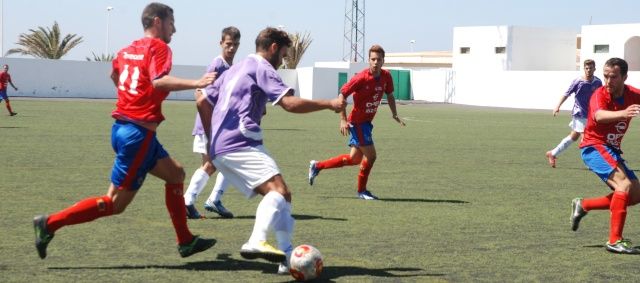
[509,26,576,71]
[581,24,640,71]
[453,26,510,71]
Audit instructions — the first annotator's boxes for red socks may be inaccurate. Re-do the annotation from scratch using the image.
[47,195,114,233]
[581,193,613,211]
[609,191,629,244]
[316,154,357,170]
[357,159,373,193]
[165,183,194,245]
[5,101,13,113]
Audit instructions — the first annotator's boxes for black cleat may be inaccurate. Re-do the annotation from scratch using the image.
[178,235,216,258]
[204,200,234,218]
[571,198,587,231]
[33,215,54,259]
[185,204,203,219]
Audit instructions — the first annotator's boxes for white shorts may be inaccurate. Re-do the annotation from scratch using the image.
[192,134,208,154]
[212,145,280,198]
[569,117,587,133]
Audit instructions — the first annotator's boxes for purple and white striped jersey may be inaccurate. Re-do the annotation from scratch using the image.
[205,54,291,158]
[565,76,602,119]
[192,56,232,135]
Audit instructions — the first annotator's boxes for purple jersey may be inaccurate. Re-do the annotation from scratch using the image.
[206,54,291,157]
[192,56,232,135]
[565,76,602,119]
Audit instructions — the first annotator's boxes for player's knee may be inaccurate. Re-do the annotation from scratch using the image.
[202,162,215,175]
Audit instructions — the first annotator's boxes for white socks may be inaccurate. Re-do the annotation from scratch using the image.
[206,172,229,204]
[249,191,288,245]
[184,168,210,205]
[275,201,294,257]
[551,135,575,157]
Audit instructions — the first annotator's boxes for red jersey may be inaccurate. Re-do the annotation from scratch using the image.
[341,68,394,123]
[111,37,172,123]
[0,72,12,90]
[580,85,640,149]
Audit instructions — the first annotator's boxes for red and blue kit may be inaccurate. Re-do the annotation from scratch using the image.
[0,72,12,100]
[341,68,394,124]
[109,37,173,190]
[580,85,640,181]
[111,37,172,123]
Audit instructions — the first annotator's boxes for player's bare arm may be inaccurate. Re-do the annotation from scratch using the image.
[553,95,569,116]
[153,72,216,92]
[386,92,406,126]
[278,90,345,113]
[594,104,640,123]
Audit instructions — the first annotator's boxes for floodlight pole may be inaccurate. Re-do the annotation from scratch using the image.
[106,6,113,55]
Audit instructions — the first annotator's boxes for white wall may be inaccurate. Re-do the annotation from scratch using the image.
[509,26,576,70]
[453,26,510,71]
[581,24,640,71]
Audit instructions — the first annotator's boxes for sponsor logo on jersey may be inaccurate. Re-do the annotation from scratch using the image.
[123,52,144,60]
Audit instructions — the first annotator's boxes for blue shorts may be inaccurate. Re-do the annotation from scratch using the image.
[0,89,7,101]
[581,145,637,183]
[110,120,169,190]
[348,121,374,147]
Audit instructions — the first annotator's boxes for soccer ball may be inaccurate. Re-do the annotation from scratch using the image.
[288,244,323,281]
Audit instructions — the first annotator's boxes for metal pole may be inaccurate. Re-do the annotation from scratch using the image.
[106,6,113,55]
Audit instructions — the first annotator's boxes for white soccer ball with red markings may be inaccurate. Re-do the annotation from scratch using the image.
[289,244,323,281]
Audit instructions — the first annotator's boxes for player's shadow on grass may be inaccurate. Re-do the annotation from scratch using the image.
[323,196,469,204]
[49,253,442,281]
[0,126,23,129]
[208,214,347,221]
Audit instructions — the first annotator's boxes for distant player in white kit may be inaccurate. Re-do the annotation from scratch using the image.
[196,27,345,274]
[546,59,602,168]
[184,26,240,219]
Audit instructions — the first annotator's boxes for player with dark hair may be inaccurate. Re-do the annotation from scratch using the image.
[546,59,602,167]
[570,57,640,254]
[197,27,345,274]
[0,64,19,116]
[308,44,405,200]
[184,26,241,219]
[32,2,217,259]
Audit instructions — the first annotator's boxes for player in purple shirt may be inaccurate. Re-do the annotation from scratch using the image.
[184,26,240,219]
[546,59,602,168]
[196,27,345,274]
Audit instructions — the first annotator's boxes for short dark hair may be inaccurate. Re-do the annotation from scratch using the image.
[583,59,595,68]
[222,26,241,41]
[255,27,291,52]
[605,57,628,76]
[141,2,173,30]
[369,44,385,58]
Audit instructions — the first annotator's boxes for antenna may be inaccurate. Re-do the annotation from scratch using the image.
[342,0,365,62]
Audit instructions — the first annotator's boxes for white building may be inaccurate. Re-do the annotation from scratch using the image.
[452,26,577,71]
[580,23,640,71]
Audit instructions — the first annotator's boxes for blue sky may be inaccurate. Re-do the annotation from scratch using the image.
[3,0,640,67]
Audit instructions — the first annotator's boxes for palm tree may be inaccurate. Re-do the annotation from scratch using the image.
[5,21,83,59]
[283,31,312,69]
[86,52,115,62]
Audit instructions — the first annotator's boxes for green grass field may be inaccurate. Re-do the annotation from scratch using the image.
[3,98,640,282]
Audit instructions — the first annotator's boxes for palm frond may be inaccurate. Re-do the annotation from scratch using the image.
[5,21,83,59]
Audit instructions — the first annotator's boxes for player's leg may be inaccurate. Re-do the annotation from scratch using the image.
[0,90,14,115]
[184,135,214,219]
[150,155,216,257]
[204,172,234,218]
[357,144,378,200]
[308,123,366,185]
[603,166,639,254]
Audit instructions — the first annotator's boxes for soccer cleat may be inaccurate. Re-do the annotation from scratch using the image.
[308,160,320,186]
[357,190,379,200]
[204,200,234,218]
[545,151,556,168]
[33,215,54,259]
[605,239,640,254]
[277,262,290,275]
[178,235,216,258]
[185,204,203,219]
[570,198,587,231]
[9,112,17,116]
[240,241,286,263]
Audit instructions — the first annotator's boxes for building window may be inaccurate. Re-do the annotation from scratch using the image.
[594,44,609,53]
[495,47,506,54]
[460,47,470,54]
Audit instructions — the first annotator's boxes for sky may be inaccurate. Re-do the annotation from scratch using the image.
[2,0,640,67]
